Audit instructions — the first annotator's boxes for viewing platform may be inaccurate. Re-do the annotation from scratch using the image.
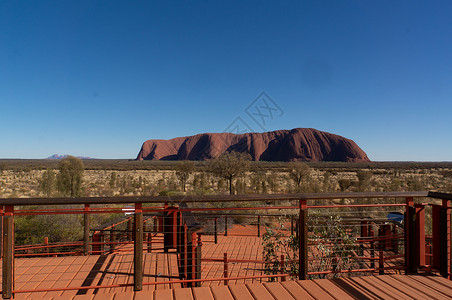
[1,191,451,299]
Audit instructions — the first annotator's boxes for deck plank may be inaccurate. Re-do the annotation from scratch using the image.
[376,275,439,299]
[330,277,381,299]
[263,282,295,299]
[297,280,335,300]
[401,275,452,298]
[210,285,234,300]
[228,284,254,300]
[154,289,173,300]
[133,290,154,300]
[245,283,274,300]
[311,278,355,300]
[173,287,194,300]
[359,276,412,300]
[191,287,214,300]
[280,281,315,300]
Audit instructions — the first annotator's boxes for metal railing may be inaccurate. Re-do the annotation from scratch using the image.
[0,191,450,299]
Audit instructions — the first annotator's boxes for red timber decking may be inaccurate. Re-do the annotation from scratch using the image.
[6,274,452,299]
[1,191,452,299]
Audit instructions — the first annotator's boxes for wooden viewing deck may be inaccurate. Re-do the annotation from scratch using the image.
[0,228,440,299]
[1,191,450,299]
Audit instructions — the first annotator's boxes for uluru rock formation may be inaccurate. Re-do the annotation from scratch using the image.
[136,128,370,162]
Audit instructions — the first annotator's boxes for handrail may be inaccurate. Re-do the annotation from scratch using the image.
[0,191,429,206]
[2,190,451,299]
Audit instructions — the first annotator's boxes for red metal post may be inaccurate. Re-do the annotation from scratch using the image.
[442,199,451,279]
[0,206,3,258]
[298,199,308,280]
[378,227,384,275]
[110,227,116,254]
[99,230,105,254]
[196,233,202,287]
[173,209,178,249]
[432,205,441,270]
[224,252,229,285]
[415,204,426,268]
[2,205,14,299]
[134,203,143,291]
[92,232,101,254]
[370,227,375,269]
[84,204,90,255]
[405,197,417,274]
[214,217,218,244]
[44,237,49,256]
[225,216,228,236]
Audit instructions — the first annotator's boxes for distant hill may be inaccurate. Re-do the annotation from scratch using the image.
[136,128,370,162]
[46,154,94,160]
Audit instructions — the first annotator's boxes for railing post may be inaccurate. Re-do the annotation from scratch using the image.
[196,233,202,287]
[164,207,176,252]
[223,252,228,285]
[84,204,90,255]
[298,199,308,280]
[2,205,14,299]
[440,199,451,279]
[257,215,261,237]
[99,230,105,255]
[415,204,426,268]
[360,221,367,256]
[281,254,286,282]
[405,197,417,274]
[0,206,3,260]
[173,210,178,249]
[378,227,384,275]
[214,217,218,244]
[225,216,228,236]
[370,227,375,269]
[110,228,116,254]
[44,237,49,256]
[134,203,143,291]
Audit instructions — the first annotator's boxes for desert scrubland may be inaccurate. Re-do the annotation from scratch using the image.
[1,160,451,199]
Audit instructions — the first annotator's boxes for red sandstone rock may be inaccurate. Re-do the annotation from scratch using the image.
[136,128,370,162]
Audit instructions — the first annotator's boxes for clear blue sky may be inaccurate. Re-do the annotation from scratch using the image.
[1,1,451,161]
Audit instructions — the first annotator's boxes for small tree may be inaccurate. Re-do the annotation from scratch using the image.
[175,160,195,192]
[109,172,117,189]
[338,179,353,192]
[57,156,84,197]
[356,170,372,192]
[289,162,311,192]
[209,151,251,194]
[39,169,56,197]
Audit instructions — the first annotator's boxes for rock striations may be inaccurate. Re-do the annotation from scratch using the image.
[136,128,370,162]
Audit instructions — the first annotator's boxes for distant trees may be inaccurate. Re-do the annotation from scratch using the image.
[209,151,251,194]
[39,169,56,197]
[289,162,311,192]
[57,156,84,197]
[175,160,195,192]
[356,170,372,191]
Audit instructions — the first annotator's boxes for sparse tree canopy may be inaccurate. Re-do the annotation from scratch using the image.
[356,170,372,191]
[57,156,84,197]
[175,160,195,192]
[209,151,251,194]
[289,162,311,192]
[39,169,56,197]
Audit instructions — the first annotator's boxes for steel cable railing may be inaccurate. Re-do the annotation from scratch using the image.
[0,191,450,299]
